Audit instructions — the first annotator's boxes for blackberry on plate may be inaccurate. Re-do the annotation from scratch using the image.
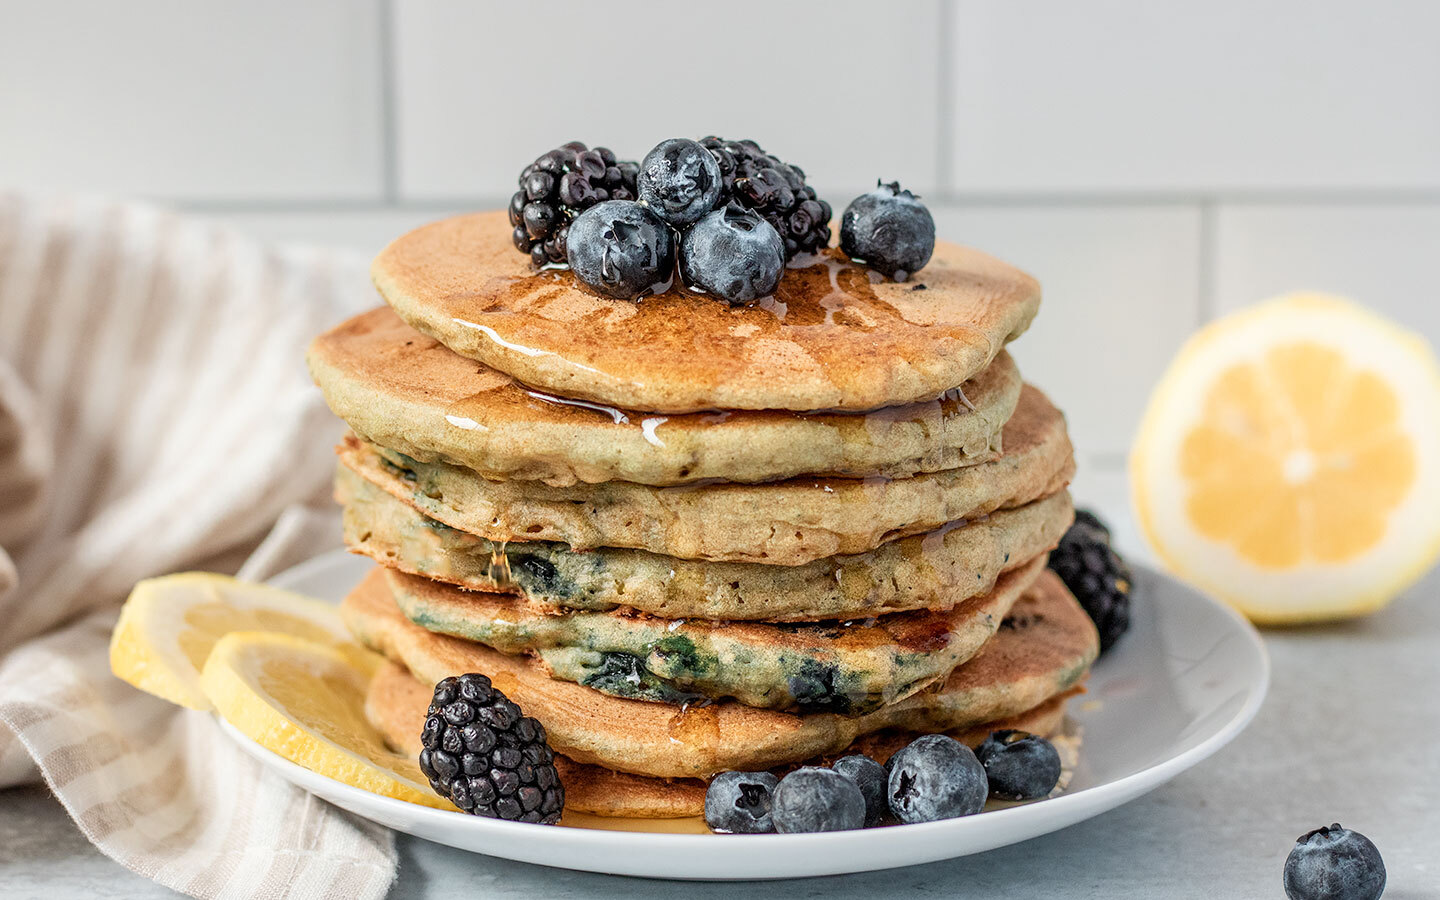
[510,141,639,267]
[1048,509,1132,654]
[1284,824,1385,900]
[698,136,832,260]
[418,673,564,824]
[975,730,1062,801]
[839,181,936,281]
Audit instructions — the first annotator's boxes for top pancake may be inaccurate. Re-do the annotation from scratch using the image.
[372,211,1042,413]
[309,306,1022,486]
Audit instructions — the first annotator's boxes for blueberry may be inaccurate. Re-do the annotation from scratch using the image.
[975,730,1062,801]
[772,767,866,833]
[679,202,785,305]
[1284,824,1385,900]
[839,180,936,281]
[831,755,887,826]
[704,770,778,834]
[565,200,676,301]
[886,734,988,823]
[637,138,723,227]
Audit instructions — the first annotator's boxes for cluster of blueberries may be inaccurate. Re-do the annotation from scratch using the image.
[705,729,1061,834]
[563,137,937,304]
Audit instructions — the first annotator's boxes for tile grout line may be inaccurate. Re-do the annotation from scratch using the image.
[1195,199,1217,325]
[935,0,955,194]
[377,0,400,206]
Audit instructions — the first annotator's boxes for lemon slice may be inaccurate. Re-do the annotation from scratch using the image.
[110,573,354,710]
[1132,293,1440,623]
[202,631,454,810]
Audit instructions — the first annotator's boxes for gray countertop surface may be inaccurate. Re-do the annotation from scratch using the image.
[3,566,1437,899]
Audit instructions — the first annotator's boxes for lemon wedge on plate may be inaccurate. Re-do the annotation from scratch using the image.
[201,631,454,810]
[1132,293,1440,623]
[110,573,353,710]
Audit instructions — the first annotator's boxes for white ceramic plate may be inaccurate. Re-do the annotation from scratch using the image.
[223,550,1269,880]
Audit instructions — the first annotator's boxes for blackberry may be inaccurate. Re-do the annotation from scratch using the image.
[698,137,832,260]
[1047,510,1132,654]
[418,673,564,823]
[509,142,639,267]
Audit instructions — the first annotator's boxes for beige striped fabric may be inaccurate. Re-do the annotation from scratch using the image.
[0,193,398,898]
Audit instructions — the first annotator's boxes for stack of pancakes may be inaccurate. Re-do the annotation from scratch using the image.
[308,210,1098,819]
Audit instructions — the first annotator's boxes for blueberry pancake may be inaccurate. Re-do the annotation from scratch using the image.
[380,555,1044,714]
[342,566,1098,780]
[336,383,1073,566]
[308,306,1024,487]
[371,211,1041,413]
[338,464,1073,622]
[367,660,1077,820]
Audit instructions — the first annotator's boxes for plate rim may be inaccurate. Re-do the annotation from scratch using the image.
[229,549,1270,871]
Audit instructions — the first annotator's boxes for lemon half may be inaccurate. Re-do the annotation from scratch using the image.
[1131,293,1440,623]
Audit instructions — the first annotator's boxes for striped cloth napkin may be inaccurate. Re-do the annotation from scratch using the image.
[0,192,399,898]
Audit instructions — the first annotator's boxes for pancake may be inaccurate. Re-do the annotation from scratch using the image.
[338,383,1074,565]
[381,555,1043,713]
[309,307,1023,487]
[343,566,1098,779]
[340,464,1072,620]
[371,211,1041,413]
[367,660,1076,818]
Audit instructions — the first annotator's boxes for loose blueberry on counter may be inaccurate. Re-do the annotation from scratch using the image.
[679,202,785,305]
[565,200,676,301]
[975,730,1062,801]
[839,181,936,281]
[704,770,779,834]
[831,754,888,826]
[772,767,867,833]
[886,734,988,824]
[637,138,723,227]
[1283,825,1386,900]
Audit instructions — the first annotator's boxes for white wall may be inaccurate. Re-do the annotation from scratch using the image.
[4,0,1438,545]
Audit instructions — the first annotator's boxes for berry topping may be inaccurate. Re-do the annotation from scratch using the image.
[886,734,988,824]
[771,766,867,833]
[679,202,785,305]
[1047,509,1133,654]
[830,754,888,826]
[704,770,778,834]
[975,730,1062,801]
[565,200,676,301]
[637,138,723,228]
[1284,824,1386,900]
[698,137,832,260]
[510,142,639,266]
[417,673,564,823]
[839,181,936,281]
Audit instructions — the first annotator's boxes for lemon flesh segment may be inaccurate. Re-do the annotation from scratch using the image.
[1132,293,1440,623]
[201,631,454,811]
[110,573,354,711]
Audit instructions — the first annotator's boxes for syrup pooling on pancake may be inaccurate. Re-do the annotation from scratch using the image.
[308,307,1025,487]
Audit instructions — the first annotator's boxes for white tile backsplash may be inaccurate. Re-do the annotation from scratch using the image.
[203,209,466,261]
[948,0,1440,193]
[1213,204,1440,344]
[931,205,1203,458]
[392,0,941,202]
[0,1,385,201]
